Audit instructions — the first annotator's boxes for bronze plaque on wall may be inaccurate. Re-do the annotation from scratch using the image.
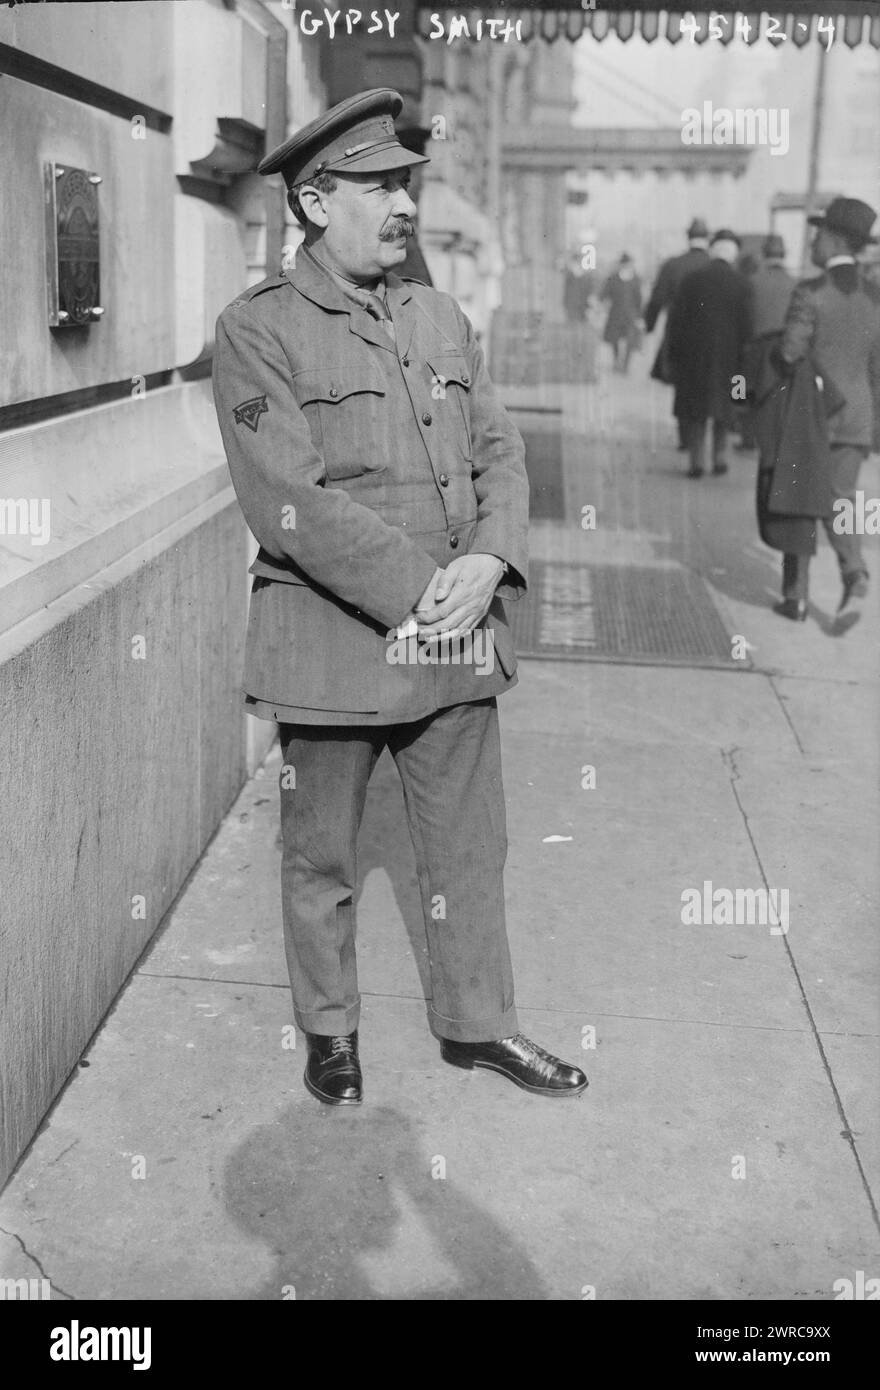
[44,163,104,328]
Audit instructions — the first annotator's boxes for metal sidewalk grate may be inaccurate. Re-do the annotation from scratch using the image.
[521,428,566,521]
[508,562,744,669]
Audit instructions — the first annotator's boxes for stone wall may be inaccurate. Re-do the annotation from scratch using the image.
[0,0,311,1186]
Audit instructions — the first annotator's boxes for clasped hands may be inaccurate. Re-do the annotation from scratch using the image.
[398,553,505,643]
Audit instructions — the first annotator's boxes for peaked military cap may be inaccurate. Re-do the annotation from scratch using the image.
[258,88,430,189]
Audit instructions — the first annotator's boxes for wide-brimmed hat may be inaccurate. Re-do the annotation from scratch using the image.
[808,197,877,246]
[258,88,430,189]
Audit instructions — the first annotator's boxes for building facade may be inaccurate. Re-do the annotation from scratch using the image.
[0,0,324,1188]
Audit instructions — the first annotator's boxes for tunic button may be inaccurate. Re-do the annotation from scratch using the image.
[449,534,459,549]
[422,412,432,425]
[329,386,338,398]
[439,473,449,487]
[462,375,470,385]
[402,357,410,367]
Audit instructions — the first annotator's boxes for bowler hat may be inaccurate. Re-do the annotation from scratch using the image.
[258,88,430,189]
[762,233,786,259]
[808,196,877,246]
[687,218,709,239]
[711,228,741,248]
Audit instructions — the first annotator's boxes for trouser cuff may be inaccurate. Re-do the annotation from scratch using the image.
[428,1002,519,1043]
[293,1000,360,1037]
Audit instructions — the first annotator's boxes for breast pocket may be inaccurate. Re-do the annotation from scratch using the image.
[294,366,389,481]
[426,353,473,461]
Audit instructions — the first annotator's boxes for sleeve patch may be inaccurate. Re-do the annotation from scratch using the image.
[233,394,269,432]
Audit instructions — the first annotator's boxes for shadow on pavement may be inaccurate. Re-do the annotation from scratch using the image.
[223,1102,548,1300]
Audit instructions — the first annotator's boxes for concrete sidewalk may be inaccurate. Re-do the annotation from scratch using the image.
[2,359,878,1300]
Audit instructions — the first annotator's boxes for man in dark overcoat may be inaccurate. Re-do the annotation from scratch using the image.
[748,234,796,340]
[776,197,880,616]
[667,230,753,478]
[738,234,796,450]
[644,218,711,445]
[211,90,587,1106]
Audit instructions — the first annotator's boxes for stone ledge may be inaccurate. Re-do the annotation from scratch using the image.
[0,380,230,638]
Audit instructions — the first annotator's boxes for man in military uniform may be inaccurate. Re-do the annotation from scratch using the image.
[212,90,587,1105]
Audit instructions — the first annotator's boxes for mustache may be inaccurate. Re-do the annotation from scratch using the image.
[380,217,415,241]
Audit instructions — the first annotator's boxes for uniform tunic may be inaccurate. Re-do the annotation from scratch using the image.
[212,246,530,726]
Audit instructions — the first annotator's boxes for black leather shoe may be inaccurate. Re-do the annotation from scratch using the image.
[304,1030,362,1105]
[686,467,704,478]
[711,462,729,475]
[839,572,868,612]
[441,1033,588,1098]
[773,599,808,622]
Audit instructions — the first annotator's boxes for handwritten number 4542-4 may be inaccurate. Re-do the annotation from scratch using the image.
[680,12,836,51]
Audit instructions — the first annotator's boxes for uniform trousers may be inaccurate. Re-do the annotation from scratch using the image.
[782,444,870,600]
[277,697,518,1043]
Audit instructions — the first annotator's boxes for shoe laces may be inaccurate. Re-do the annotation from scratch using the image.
[510,1032,551,1062]
[329,1035,356,1057]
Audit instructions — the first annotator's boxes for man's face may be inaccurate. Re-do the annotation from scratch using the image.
[307,168,418,282]
[810,226,849,268]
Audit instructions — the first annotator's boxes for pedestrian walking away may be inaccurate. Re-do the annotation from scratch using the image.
[738,235,796,451]
[771,196,880,619]
[644,217,711,447]
[667,229,753,479]
[601,253,643,374]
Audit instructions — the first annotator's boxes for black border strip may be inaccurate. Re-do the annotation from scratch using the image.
[0,42,172,132]
[423,0,880,11]
[0,371,177,434]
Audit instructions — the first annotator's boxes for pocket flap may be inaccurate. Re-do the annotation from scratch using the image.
[294,366,386,406]
[426,353,472,389]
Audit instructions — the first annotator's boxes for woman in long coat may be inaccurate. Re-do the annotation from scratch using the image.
[601,254,643,373]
